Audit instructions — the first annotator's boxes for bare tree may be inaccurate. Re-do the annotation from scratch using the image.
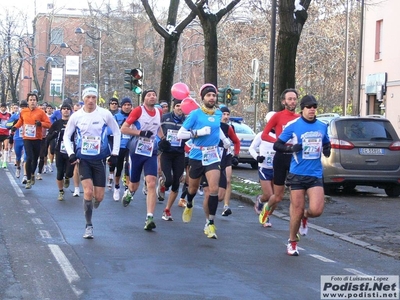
[184,0,241,86]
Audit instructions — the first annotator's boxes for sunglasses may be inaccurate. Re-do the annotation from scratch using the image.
[61,107,71,110]
[110,102,118,105]
[305,104,317,109]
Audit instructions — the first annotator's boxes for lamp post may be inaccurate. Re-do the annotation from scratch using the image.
[23,76,32,93]
[75,27,102,95]
[61,42,83,101]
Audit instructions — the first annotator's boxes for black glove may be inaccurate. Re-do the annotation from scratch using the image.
[69,153,78,164]
[139,130,153,138]
[158,139,171,151]
[323,142,331,158]
[256,155,265,163]
[11,127,17,133]
[232,156,239,166]
[108,155,118,169]
[35,120,42,127]
[8,134,14,144]
[290,144,302,153]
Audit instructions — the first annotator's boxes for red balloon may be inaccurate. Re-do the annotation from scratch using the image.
[181,97,199,115]
[171,82,190,100]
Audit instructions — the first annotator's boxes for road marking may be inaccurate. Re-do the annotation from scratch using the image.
[39,230,51,238]
[21,199,30,205]
[309,254,335,262]
[48,244,82,296]
[32,218,43,225]
[344,268,368,276]
[5,171,24,197]
[26,208,36,214]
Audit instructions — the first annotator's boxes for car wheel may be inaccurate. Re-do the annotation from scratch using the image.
[343,184,356,192]
[323,184,336,195]
[250,162,258,170]
[384,185,400,197]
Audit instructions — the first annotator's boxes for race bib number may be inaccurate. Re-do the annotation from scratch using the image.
[81,136,101,156]
[201,146,221,166]
[167,129,182,147]
[24,124,36,138]
[135,136,154,157]
[60,141,67,154]
[264,150,275,167]
[302,137,321,159]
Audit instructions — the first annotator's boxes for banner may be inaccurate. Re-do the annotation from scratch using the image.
[65,56,79,75]
[51,67,63,82]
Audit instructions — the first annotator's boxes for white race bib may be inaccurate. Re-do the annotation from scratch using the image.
[201,146,221,166]
[135,136,154,157]
[24,124,36,138]
[81,136,101,156]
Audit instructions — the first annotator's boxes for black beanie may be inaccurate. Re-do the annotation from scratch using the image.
[220,106,230,113]
[200,85,217,99]
[142,89,157,101]
[173,99,182,107]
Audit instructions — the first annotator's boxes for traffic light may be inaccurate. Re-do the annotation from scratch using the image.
[131,68,143,94]
[260,82,269,102]
[225,88,233,104]
[124,69,133,90]
[250,82,255,100]
[218,88,226,104]
[230,89,241,105]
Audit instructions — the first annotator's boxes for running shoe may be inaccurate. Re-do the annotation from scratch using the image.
[73,188,80,197]
[182,205,193,223]
[221,206,232,217]
[42,167,47,174]
[162,209,173,221]
[113,187,120,201]
[259,202,270,225]
[31,175,35,185]
[58,190,64,201]
[48,164,53,172]
[36,173,42,180]
[287,240,299,256]
[2,161,7,169]
[25,180,32,189]
[15,168,21,178]
[144,216,156,231]
[262,218,272,228]
[22,175,27,184]
[254,195,263,215]
[178,198,187,207]
[204,223,217,239]
[107,174,113,190]
[198,185,204,196]
[299,217,308,236]
[122,190,133,207]
[64,177,70,188]
[142,181,148,195]
[83,226,94,239]
[156,177,165,201]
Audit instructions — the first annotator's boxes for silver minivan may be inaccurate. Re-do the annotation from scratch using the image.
[322,116,400,197]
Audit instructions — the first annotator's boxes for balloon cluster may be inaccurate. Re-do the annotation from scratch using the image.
[171,82,199,115]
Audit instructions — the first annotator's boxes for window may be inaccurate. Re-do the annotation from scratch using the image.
[375,20,383,60]
[49,81,62,97]
[51,28,63,45]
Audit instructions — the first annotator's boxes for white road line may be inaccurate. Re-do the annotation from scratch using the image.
[32,218,43,225]
[26,208,36,214]
[309,254,335,263]
[48,244,82,297]
[39,230,51,238]
[344,268,368,276]
[21,199,30,205]
[5,171,24,197]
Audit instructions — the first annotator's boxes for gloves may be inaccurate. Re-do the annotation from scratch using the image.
[108,155,118,169]
[290,144,302,153]
[11,127,17,133]
[231,156,239,166]
[323,143,331,157]
[222,137,231,149]
[158,139,171,151]
[8,134,14,144]
[193,126,211,137]
[35,120,42,127]
[69,153,78,164]
[139,130,153,138]
[256,155,265,163]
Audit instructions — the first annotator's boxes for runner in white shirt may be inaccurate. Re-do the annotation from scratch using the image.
[63,87,121,239]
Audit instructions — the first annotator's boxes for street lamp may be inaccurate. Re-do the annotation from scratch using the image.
[23,75,32,93]
[61,42,83,101]
[75,27,102,95]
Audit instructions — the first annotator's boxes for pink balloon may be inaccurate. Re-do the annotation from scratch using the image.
[171,82,190,100]
[181,97,199,115]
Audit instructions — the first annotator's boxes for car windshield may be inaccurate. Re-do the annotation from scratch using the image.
[337,119,396,141]
[231,122,254,134]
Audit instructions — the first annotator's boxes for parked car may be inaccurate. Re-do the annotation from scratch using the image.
[229,117,258,169]
[321,115,400,197]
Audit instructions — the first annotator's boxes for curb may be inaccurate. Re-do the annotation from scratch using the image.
[230,191,399,259]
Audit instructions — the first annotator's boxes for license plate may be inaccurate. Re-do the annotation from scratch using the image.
[359,148,385,155]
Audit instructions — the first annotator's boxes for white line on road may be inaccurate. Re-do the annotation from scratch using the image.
[21,199,30,205]
[5,170,24,197]
[39,230,51,238]
[344,268,368,276]
[32,218,43,225]
[26,208,36,214]
[48,244,82,297]
[309,254,335,263]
